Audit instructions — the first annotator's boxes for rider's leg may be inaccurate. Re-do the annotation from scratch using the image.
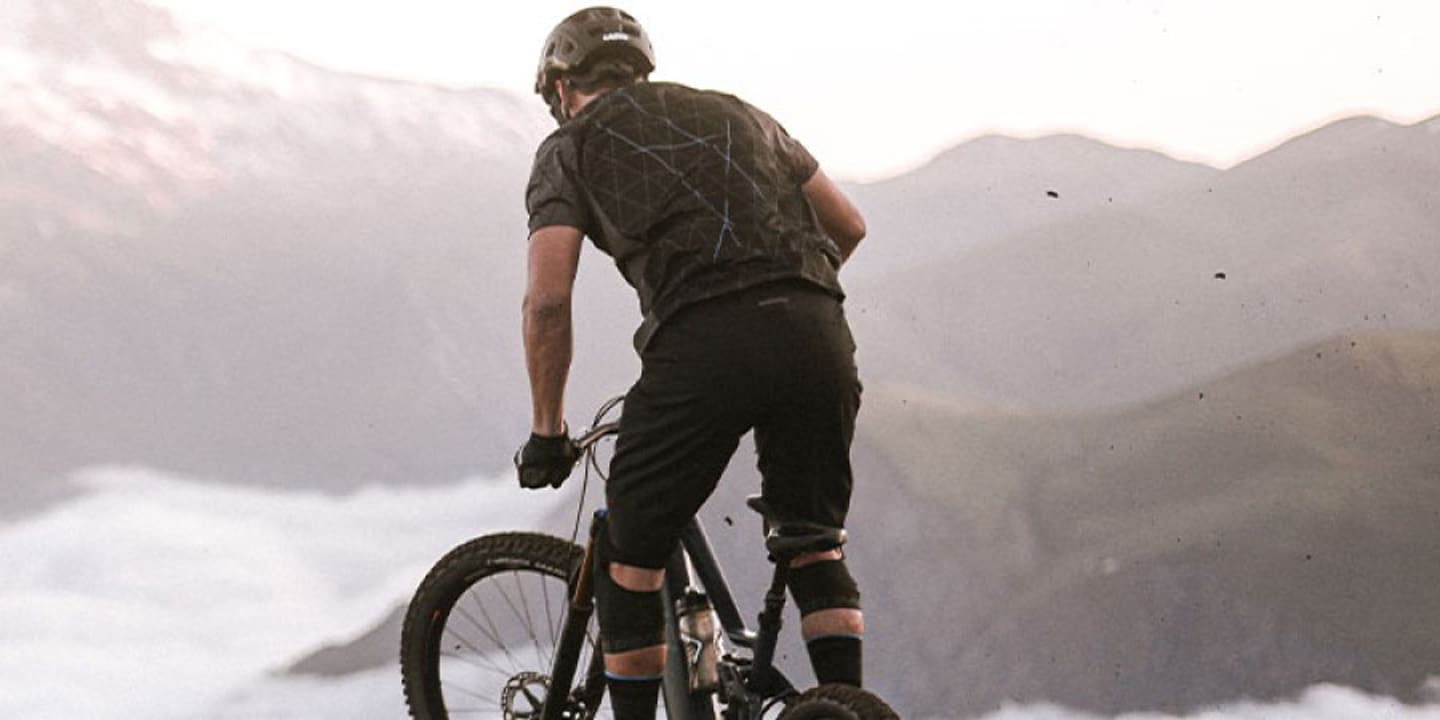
[788,548,864,686]
[600,289,780,717]
[752,289,865,686]
[592,533,667,720]
[603,562,667,675]
[791,549,864,638]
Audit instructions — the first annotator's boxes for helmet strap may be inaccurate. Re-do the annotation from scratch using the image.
[547,78,570,125]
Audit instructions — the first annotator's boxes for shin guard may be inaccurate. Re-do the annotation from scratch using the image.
[593,531,666,654]
[786,558,861,616]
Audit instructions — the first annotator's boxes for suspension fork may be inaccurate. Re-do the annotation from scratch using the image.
[541,511,605,720]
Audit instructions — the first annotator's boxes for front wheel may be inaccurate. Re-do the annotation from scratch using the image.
[400,532,609,719]
[777,684,899,720]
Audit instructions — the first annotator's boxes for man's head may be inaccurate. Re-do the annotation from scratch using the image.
[535,6,655,123]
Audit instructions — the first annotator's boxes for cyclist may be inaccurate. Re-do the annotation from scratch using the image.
[515,8,869,718]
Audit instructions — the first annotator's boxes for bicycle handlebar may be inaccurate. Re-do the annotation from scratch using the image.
[572,420,621,453]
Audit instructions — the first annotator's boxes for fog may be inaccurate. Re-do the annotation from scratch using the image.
[2,468,1436,719]
[0,466,560,719]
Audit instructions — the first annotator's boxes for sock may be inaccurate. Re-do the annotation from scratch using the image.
[806,634,863,686]
[606,674,661,720]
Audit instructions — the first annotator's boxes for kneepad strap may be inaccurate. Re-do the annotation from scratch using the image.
[593,533,666,654]
[787,558,861,616]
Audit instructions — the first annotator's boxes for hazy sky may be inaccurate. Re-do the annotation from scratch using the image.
[153,1,1440,181]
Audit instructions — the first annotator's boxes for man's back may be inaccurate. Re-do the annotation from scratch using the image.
[528,81,844,349]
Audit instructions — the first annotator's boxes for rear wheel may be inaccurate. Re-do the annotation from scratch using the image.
[400,532,609,719]
[777,683,899,720]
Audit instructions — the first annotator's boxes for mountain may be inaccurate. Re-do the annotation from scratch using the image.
[1,0,640,514]
[848,114,1440,409]
[287,331,1440,716]
[845,134,1222,279]
[849,330,1440,714]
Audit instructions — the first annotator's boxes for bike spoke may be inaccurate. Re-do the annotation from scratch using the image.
[443,683,502,704]
[470,588,529,671]
[439,644,512,679]
[510,570,551,671]
[451,599,522,671]
[496,571,549,672]
[541,569,559,657]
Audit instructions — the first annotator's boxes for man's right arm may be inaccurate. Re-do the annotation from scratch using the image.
[802,169,867,264]
[522,225,583,436]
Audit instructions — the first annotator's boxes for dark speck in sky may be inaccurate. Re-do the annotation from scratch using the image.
[1046,190,1059,198]
[1214,271,1227,280]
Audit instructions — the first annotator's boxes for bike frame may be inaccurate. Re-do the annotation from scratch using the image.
[662,517,789,720]
[541,419,796,720]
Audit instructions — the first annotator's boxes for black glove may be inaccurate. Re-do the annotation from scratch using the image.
[514,431,581,489]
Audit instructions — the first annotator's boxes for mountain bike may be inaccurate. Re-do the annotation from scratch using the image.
[400,397,898,719]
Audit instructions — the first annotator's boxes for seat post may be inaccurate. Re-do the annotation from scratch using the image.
[749,557,790,691]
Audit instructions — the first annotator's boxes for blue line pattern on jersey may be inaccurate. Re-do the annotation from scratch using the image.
[612,92,770,202]
[596,118,742,261]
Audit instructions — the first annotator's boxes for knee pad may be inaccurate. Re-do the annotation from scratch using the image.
[593,530,666,653]
[787,558,861,616]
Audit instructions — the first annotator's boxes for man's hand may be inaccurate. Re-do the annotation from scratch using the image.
[514,432,581,489]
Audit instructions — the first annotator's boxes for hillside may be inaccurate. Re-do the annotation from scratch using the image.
[850,331,1440,714]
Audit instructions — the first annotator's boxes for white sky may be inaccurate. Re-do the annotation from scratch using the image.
[152,0,1440,182]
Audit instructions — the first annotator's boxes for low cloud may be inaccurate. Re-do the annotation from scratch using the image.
[971,685,1440,720]
[3,467,1437,719]
[0,466,565,719]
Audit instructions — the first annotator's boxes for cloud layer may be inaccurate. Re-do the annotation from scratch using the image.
[1,467,1437,719]
[0,466,565,719]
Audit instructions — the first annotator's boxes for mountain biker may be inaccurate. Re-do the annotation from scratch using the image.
[515,8,869,718]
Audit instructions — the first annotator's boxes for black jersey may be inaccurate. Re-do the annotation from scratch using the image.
[526,81,845,351]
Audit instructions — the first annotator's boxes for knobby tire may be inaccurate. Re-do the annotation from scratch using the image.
[778,683,900,720]
[400,532,608,719]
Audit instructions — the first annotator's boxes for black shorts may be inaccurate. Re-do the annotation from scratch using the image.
[603,281,862,569]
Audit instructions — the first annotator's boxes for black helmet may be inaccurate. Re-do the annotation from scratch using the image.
[535,7,655,104]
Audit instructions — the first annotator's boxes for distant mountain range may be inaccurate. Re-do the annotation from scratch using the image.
[847,116,1440,409]
[4,1,1439,716]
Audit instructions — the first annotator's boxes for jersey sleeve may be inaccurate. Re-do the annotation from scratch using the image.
[526,133,592,234]
[742,102,820,185]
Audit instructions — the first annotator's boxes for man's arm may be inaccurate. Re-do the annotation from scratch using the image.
[522,225,584,436]
[802,169,867,264]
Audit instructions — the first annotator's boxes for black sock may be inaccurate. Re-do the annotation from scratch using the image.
[606,675,661,720]
[806,634,863,686]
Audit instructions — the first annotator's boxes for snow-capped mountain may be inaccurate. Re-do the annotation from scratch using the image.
[0,0,548,217]
[1,0,617,516]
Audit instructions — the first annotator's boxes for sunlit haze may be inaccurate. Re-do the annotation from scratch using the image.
[151,0,1440,181]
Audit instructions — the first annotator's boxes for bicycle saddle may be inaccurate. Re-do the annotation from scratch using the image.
[745,495,848,561]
